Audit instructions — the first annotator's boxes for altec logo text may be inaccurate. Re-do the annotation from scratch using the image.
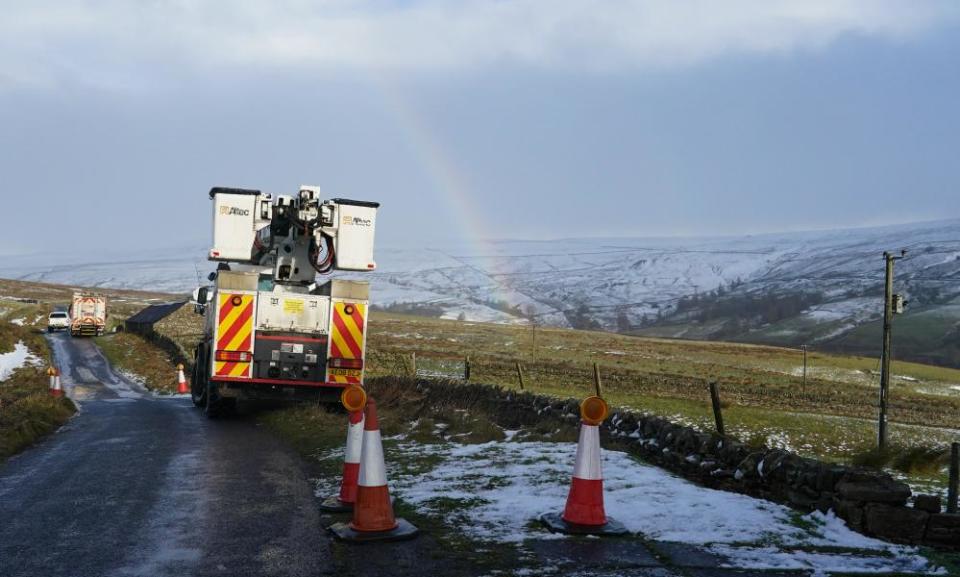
[220,206,250,216]
[342,215,372,227]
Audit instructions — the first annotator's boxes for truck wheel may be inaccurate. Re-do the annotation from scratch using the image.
[204,380,235,419]
[191,364,206,408]
[191,344,208,408]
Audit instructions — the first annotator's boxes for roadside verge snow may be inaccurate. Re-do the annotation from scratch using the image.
[375,440,937,574]
[0,341,39,381]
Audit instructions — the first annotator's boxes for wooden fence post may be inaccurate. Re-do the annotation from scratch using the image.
[410,352,417,377]
[464,356,471,381]
[709,381,725,436]
[593,362,602,397]
[802,344,807,393]
[515,361,525,390]
[949,442,959,514]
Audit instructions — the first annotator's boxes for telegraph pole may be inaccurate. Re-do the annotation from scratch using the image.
[878,250,907,450]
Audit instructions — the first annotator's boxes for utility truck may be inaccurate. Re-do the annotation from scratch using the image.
[191,186,379,417]
[69,293,107,337]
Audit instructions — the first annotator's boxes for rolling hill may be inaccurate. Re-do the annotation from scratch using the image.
[2,218,958,365]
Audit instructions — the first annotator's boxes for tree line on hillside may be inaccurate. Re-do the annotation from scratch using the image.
[674,288,826,326]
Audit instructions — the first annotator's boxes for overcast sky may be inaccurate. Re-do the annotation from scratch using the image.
[2,1,959,255]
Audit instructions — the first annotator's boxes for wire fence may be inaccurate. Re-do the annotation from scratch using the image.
[366,348,960,429]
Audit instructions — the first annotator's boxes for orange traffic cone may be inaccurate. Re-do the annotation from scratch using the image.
[47,367,60,397]
[176,364,189,394]
[329,398,418,542]
[50,368,64,398]
[541,396,627,535]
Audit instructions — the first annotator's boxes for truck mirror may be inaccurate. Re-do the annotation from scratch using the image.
[193,287,209,314]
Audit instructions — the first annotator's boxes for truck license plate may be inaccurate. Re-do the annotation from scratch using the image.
[328,368,362,377]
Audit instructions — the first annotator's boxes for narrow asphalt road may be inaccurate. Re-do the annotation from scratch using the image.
[0,333,328,577]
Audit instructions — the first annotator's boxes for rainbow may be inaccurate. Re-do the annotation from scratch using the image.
[367,75,518,311]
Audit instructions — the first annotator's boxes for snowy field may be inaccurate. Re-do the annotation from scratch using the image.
[316,439,942,574]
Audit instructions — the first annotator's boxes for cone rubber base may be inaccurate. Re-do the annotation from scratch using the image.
[329,518,419,542]
[540,512,628,536]
[319,495,353,513]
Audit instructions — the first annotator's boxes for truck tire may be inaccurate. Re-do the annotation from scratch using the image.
[191,344,207,408]
[204,380,235,419]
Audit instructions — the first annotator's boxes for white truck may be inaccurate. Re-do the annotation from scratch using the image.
[69,293,107,337]
[191,186,379,417]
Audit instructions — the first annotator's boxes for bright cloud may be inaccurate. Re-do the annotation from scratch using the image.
[1,0,958,88]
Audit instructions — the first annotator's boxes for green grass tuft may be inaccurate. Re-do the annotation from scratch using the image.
[850,444,950,475]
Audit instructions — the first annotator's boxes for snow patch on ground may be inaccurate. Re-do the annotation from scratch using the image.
[0,341,39,381]
[803,298,877,323]
[814,322,857,342]
[711,544,938,574]
[117,368,147,387]
[10,317,25,326]
[438,302,526,324]
[386,440,935,573]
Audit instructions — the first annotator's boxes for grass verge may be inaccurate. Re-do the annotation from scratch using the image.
[0,320,76,461]
[95,332,185,394]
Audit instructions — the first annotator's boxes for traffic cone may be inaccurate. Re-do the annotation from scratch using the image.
[47,367,59,398]
[541,396,627,535]
[320,409,365,512]
[176,364,189,394]
[50,368,64,398]
[329,398,418,542]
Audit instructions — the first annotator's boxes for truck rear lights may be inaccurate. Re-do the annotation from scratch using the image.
[329,358,363,369]
[231,295,243,306]
[344,304,355,315]
[216,350,251,362]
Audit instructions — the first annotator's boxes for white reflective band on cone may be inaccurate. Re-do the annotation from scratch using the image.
[345,416,365,463]
[572,423,603,480]
[358,430,387,487]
